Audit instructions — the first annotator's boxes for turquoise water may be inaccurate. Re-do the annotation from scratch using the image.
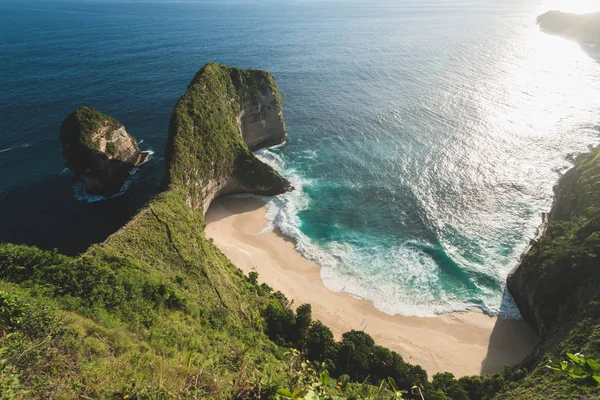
[1,0,600,317]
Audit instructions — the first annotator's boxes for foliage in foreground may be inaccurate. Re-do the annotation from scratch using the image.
[547,353,600,387]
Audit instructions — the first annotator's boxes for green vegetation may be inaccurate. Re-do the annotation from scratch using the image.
[547,353,600,386]
[60,106,123,152]
[106,141,117,157]
[275,351,408,399]
[5,63,600,398]
[504,146,600,398]
[166,63,288,211]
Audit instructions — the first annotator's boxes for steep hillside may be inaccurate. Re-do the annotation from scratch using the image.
[0,64,295,399]
[505,146,600,398]
[0,64,437,399]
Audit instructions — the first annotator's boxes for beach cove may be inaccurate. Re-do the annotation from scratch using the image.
[205,196,539,377]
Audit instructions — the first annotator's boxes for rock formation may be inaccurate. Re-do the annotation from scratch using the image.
[60,107,146,197]
[165,63,292,214]
[537,10,600,45]
[508,146,600,337]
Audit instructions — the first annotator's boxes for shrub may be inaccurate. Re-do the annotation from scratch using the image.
[305,321,339,370]
[432,372,469,400]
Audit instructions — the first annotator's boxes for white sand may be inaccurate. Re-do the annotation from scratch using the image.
[205,196,538,377]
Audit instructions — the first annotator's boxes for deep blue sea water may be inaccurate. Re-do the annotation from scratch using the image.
[2,0,600,317]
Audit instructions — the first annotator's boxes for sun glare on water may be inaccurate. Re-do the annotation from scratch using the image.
[558,0,600,14]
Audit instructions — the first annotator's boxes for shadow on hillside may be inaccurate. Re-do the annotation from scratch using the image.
[479,290,539,375]
[0,167,160,256]
[205,195,266,225]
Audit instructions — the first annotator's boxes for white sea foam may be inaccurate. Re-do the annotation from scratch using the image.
[0,144,30,154]
[255,147,487,317]
[73,169,138,203]
[71,149,154,203]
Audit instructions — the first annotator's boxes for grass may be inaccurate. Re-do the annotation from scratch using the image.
[165,63,288,212]
[4,63,600,399]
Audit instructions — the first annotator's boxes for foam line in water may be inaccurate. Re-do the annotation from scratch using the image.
[0,144,30,154]
[255,147,522,318]
[71,149,154,203]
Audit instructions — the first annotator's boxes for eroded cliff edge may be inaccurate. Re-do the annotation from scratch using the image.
[165,63,292,214]
[504,146,600,397]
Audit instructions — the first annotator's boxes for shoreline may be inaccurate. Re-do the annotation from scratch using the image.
[205,196,538,377]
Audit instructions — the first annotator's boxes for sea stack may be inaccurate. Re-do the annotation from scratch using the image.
[60,107,146,197]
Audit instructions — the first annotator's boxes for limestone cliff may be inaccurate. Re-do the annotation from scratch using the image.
[165,63,292,214]
[60,107,145,196]
[537,10,600,45]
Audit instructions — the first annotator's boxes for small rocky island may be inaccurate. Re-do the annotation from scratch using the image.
[60,107,147,196]
[537,10,600,44]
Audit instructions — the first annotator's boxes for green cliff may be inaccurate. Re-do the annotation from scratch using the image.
[3,63,600,399]
[3,64,294,399]
[505,146,600,398]
[165,63,291,213]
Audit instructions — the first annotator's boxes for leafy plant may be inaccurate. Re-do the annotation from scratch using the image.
[0,344,25,400]
[276,349,406,400]
[547,352,600,386]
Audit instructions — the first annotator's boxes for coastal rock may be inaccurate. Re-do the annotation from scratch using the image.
[166,63,292,214]
[60,107,145,196]
[232,68,287,151]
[507,146,600,337]
[537,10,600,44]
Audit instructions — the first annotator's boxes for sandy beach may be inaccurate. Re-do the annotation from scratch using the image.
[205,196,538,378]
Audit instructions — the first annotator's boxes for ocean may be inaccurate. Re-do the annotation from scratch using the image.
[1,0,599,317]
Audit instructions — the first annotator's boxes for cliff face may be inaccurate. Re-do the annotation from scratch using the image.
[503,147,600,397]
[165,63,291,214]
[60,107,144,196]
[508,148,600,336]
[537,10,600,45]
[2,65,296,397]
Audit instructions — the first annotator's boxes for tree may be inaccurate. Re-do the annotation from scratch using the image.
[432,372,469,400]
[305,321,339,371]
[264,301,296,346]
[293,304,312,348]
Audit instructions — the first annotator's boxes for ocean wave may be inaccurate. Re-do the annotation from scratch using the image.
[0,143,31,154]
[73,169,138,203]
[255,147,524,318]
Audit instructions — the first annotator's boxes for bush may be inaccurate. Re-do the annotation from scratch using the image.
[432,372,469,400]
[264,301,296,346]
[293,304,312,348]
[305,321,339,370]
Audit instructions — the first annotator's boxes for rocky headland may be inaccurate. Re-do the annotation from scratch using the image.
[2,62,600,398]
[165,63,292,214]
